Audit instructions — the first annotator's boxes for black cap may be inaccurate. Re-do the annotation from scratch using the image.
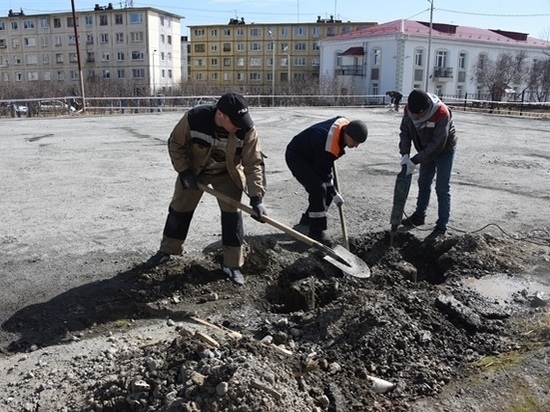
[344,120,368,143]
[407,89,431,113]
[216,92,254,129]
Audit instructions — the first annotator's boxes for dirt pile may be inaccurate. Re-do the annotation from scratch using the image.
[3,231,548,412]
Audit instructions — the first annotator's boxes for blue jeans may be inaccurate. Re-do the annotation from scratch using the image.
[414,146,455,230]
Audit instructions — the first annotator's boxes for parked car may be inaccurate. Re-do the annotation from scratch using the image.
[1,102,28,117]
[39,100,76,113]
[195,97,218,106]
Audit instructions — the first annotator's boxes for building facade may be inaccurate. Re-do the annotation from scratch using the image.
[187,17,377,95]
[0,5,182,96]
[319,19,550,101]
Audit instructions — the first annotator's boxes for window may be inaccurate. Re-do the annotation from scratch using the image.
[167,35,172,45]
[458,52,467,69]
[115,33,124,43]
[26,54,38,64]
[211,44,218,52]
[27,71,39,81]
[0,39,6,48]
[341,27,350,34]
[39,19,48,29]
[250,58,261,66]
[194,44,205,53]
[132,68,145,78]
[435,50,447,67]
[236,58,244,66]
[11,21,19,30]
[223,29,231,36]
[13,55,21,64]
[2,72,9,81]
[54,36,62,46]
[167,52,172,61]
[237,72,244,81]
[194,29,205,37]
[100,15,108,26]
[86,70,95,79]
[41,37,48,47]
[55,53,63,64]
[117,69,125,79]
[115,14,123,24]
[24,20,35,29]
[195,58,204,66]
[69,52,78,63]
[86,34,94,44]
[250,43,261,51]
[131,51,144,60]
[294,27,307,36]
[312,27,321,37]
[130,13,143,24]
[223,72,232,81]
[160,52,165,61]
[250,72,261,81]
[312,42,320,51]
[43,71,51,80]
[67,17,76,28]
[210,29,218,37]
[68,35,76,45]
[168,69,172,78]
[237,43,244,51]
[372,48,381,66]
[294,42,306,51]
[12,38,20,49]
[24,37,37,47]
[130,32,144,42]
[102,52,110,61]
[85,16,93,26]
[53,18,61,28]
[70,70,79,80]
[210,73,218,80]
[160,34,165,43]
[295,58,306,66]
[42,54,50,64]
[117,51,125,61]
[223,57,231,66]
[0,22,5,31]
[223,43,231,52]
[311,58,319,66]
[250,28,261,36]
[414,49,423,66]
[371,82,379,96]
[281,27,289,36]
[100,33,109,44]
[280,42,288,51]
[211,58,218,66]
[102,69,110,79]
[86,52,95,62]
[236,28,244,36]
[327,27,336,36]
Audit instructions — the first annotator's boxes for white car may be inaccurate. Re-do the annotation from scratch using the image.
[195,97,218,106]
[39,100,76,112]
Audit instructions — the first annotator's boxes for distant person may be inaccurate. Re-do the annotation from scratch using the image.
[146,92,267,285]
[285,117,368,246]
[386,91,403,112]
[399,89,457,239]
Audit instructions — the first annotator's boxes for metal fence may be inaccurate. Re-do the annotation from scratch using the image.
[2,94,549,119]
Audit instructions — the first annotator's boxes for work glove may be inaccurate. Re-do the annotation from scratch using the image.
[400,154,416,176]
[250,196,267,223]
[333,191,345,207]
[178,169,199,190]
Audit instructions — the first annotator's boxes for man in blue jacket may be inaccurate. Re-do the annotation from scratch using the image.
[399,89,457,238]
[285,117,368,246]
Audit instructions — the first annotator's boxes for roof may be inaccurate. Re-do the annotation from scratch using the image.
[340,47,364,56]
[322,19,550,47]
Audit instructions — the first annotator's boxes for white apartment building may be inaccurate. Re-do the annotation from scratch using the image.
[0,5,182,95]
[320,19,550,101]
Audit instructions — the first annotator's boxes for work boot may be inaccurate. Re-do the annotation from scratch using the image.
[401,214,425,227]
[425,227,447,240]
[222,265,246,285]
[146,250,171,267]
[308,229,333,247]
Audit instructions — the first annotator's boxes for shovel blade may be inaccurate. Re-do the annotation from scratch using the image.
[323,245,371,278]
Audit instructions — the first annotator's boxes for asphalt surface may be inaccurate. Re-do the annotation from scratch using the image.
[1,107,549,343]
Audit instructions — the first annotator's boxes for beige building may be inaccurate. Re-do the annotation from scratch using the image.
[0,5,182,96]
[188,17,377,95]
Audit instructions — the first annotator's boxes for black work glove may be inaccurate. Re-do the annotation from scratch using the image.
[250,196,267,223]
[178,169,199,190]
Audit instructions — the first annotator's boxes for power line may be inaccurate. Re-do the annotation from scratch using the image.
[437,8,550,18]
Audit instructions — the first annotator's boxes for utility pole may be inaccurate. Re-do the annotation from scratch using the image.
[424,0,434,92]
[268,30,275,106]
[71,0,86,113]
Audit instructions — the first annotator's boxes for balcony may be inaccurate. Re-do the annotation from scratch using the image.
[433,66,453,80]
[335,65,365,76]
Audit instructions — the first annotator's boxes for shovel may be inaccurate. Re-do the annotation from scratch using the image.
[197,183,370,278]
[332,164,349,251]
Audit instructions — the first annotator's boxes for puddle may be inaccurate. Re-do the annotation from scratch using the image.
[463,273,550,305]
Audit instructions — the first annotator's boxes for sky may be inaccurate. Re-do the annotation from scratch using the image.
[7,0,550,40]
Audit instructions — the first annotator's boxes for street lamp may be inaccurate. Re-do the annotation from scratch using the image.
[283,45,291,89]
[152,49,157,94]
[425,0,434,92]
[268,30,275,106]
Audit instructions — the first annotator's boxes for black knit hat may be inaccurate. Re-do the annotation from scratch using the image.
[344,120,368,143]
[407,89,431,113]
[216,92,254,129]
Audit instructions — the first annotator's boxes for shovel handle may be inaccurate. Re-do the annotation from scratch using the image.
[196,183,350,266]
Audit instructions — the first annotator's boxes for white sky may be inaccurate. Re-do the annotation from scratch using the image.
[8,0,550,39]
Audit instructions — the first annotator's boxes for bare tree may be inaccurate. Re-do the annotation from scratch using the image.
[526,58,550,102]
[474,51,528,102]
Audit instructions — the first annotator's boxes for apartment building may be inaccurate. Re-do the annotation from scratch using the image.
[320,19,550,101]
[188,17,377,94]
[0,5,182,95]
